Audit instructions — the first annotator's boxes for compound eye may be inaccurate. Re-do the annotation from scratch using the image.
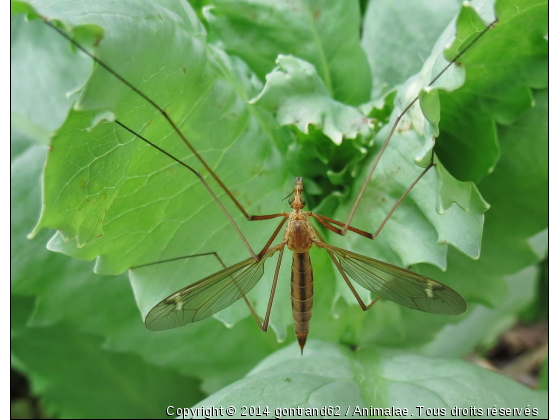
[301,196,306,208]
[288,196,295,205]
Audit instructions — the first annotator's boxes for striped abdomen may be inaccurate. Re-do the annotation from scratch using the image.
[291,251,314,354]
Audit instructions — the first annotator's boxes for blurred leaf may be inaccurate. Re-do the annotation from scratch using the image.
[10,13,91,141]
[539,356,548,390]
[361,0,462,98]
[527,229,548,261]
[10,399,41,420]
[519,255,548,323]
[205,0,372,105]
[251,55,372,145]
[12,321,204,419]
[11,296,36,337]
[421,265,538,358]
[10,126,37,161]
[194,341,548,418]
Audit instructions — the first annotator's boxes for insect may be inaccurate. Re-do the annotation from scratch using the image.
[27,1,498,353]
[142,176,466,352]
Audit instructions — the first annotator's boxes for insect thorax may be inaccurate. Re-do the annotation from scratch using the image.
[285,212,316,253]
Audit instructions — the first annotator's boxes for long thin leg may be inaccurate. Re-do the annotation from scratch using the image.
[44,21,256,219]
[130,243,286,331]
[309,213,345,236]
[45,20,283,262]
[257,216,289,258]
[309,213,373,239]
[130,251,227,270]
[311,228,380,311]
[261,244,286,331]
[371,162,434,239]
[237,216,287,330]
[250,213,290,221]
[116,120,285,261]
[341,19,498,236]
[228,241,286,331]
[311,158,435,240]
[325,245,380,311]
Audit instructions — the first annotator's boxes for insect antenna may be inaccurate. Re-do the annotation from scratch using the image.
[282,191,295,201]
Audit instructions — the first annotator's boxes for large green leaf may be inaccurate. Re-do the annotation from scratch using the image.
[437,0,548,183]
[11,134,283,394]
[204,0,372,105]
[347,87,547,351]
[12,318,204,419]
[193,341,548,418]
[421,265,540,358]
[361,0,463,98]
[10,13,91,143]
[28,0,290,253]
[19,0,298,335]
[330,0,546,302]
[418,88,548,356]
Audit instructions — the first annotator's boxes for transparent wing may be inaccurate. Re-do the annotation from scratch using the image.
[145,248,279,331]
[323,243,466,315]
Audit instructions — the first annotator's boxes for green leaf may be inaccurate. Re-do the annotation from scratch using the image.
[330,2,507,287]
[11,13,91,142]
[330,0,546,306]
[11,130,283,394]
[251,55,372,145]
[418,88,548,355]
[421,265,539,358]
[437,0,548,182]
[18,0,297,335]
[539,356,548,390]
[204,0,372,105]
[527,229,548,261]
[12,321,205,419]
[477,89,549,272]
[11,0,37,16]
[333,87,547,351]
[361,0,463,97]
[10,296,36,336]
[194,341,548,418]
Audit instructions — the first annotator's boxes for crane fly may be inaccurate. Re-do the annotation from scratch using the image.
[144,177,466,352]
[34,3,498,353]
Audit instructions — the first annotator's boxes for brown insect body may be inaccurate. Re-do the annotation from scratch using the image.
[143,175,467,356]
[290,251,314,355]
[284,177,316,353]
